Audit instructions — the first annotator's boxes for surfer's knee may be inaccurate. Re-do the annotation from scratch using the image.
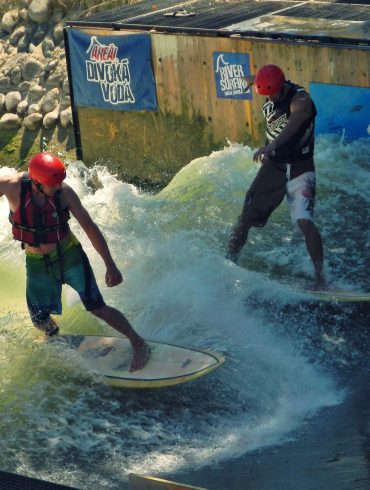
[90,305,108,319]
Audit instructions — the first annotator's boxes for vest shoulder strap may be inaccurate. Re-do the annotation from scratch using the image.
[20,172,31,227]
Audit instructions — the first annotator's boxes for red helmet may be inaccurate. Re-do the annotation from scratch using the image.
[28,152,66,186]
[254,64,285,96]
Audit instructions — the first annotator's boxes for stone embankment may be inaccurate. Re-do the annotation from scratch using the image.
[0,0,74,132]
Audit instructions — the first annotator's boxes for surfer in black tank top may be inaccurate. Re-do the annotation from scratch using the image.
[226,65,326,289]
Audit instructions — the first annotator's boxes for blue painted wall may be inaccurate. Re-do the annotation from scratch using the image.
[310,82,370,140]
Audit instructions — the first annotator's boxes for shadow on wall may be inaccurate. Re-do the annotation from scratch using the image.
[0,126,76,168]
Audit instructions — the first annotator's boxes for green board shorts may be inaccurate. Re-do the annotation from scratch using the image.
[26,233,105,325]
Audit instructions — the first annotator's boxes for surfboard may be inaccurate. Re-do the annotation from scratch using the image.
[49,335,224,388]
[301,288,370,302]
[128,473,207,489]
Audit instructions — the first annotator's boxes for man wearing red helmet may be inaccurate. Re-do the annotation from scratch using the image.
[0,152,149,371]
[227,64,326,289]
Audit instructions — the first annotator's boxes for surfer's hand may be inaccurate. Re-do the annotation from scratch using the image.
[105,264,123,287]
[253,143,276,162]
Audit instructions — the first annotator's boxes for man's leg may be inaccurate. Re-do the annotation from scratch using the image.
[226,163,287,263]
[26,256,61,337]
[90,305,149,372]
[28,306,60,337]
[226,221,250,263]
[297,218,326,289]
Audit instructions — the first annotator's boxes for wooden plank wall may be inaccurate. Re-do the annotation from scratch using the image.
[74,28,370,187]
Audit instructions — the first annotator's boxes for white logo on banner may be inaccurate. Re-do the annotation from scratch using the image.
[215,53,247,96]
[85,36,135,105]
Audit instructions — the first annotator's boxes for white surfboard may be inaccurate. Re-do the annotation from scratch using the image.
[301,288,370,302]
[50,335,224,388]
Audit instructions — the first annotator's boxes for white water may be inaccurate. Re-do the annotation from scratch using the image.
[1,135,369,488]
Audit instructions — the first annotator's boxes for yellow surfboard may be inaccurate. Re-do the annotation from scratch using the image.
[50,335,224,388]
[128,473,207,489]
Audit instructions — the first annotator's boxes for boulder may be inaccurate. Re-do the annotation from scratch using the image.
[43,108,59,128]
[0,113,22,129]
[24,112,43,130]
[0,94,5,112]
[41,87,59,113]
[28,103,41,113]
[5,91,22,112]
[1,10,20,34]
[0,76,12,94]
[52,25,64,45]
[10,26,26,46]
[42,36,55,57]
[10,66,22,85]
[22,58,44,81]
[17,99,29,116]
[28,84,45,102]
[59,106,72,128]
[28,0,52,24]
[18,81,31,96]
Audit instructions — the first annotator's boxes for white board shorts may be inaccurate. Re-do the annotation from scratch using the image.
[286,170,316,224]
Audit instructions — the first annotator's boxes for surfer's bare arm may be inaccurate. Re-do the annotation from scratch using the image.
[0,174,21,209]
[253,93,313,162]
[65,186,123,287]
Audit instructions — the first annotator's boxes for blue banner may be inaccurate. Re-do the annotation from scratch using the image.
[310,82,370,140]
[67,30,157,111]
[213,52,252,100]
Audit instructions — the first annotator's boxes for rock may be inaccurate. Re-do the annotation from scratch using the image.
[52,25,64,45]
[60,94,71,110]
[0,94,5,112]
[19,9,29,22]
[10,66,22,85]
[61,78,70,95]
[1,10,20,34]
[17,99,29,116]
[45,72,62,89]
[59,106,72,128]
[5,91,22,112]
[43,108,59,128]
[18,81,31,96]
[6,45,17,55]
[17,37,30,53]
[42,37,55,57]
[10,26,26,46]
[0,113,22,129]
[0,43,5,57]
[51,10,65,23]
[22,58,44,81]
[24,112,43,130]
[28,84,45,102]
[44,59,58,72]
[0,77,12,94]
[41,87,59,113]
[33,24,48,44]
[28,0,52,24]
[28,103,41,113]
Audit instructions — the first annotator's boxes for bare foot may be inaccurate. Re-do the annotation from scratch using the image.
[130,341,150,372]
[311,273,328,291]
